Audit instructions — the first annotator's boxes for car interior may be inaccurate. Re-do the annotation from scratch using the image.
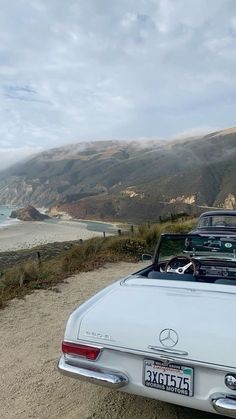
[136,234,236,285]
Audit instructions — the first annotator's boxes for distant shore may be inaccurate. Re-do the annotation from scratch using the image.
[0,218,117,252]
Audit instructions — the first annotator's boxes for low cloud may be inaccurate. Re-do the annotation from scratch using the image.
[0,0,235,164]
[0,147,42,170]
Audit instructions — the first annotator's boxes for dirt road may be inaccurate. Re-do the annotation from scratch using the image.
[0,262,223,419]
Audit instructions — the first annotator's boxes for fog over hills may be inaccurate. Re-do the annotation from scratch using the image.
[0,128,235,222]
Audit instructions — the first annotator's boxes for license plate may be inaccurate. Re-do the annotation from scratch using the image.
[144,359,194,397]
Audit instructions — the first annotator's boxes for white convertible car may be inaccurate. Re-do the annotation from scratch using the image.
[58,233,236,417]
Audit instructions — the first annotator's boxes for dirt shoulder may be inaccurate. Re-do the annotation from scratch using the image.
[0,262,219,419]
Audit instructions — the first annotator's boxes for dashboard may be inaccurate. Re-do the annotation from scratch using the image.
[196,263,236,279]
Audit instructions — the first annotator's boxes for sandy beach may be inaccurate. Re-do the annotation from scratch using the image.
[0,219,116,252]
[0,262,217,419]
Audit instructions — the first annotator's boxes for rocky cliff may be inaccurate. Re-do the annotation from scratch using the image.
[10,205,50,221]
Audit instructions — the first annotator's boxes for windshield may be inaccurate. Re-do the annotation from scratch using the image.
[198,215,236,229]
[157,234,236,262]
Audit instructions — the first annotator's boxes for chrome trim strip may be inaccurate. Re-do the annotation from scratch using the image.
[76,339,236,373]
[148,345,189,356]
[58,356,129,389]
[121,277,236,295]
[211,393,236,417]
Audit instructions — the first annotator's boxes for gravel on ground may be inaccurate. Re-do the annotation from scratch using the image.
[0,262,224,419]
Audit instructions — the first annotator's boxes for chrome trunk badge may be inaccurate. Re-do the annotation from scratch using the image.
[159,328,178,347]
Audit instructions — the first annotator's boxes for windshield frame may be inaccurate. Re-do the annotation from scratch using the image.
[154,233,236,264]
[198,215,236,229]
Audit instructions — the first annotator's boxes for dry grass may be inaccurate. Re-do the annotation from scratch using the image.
[0,218,196,307]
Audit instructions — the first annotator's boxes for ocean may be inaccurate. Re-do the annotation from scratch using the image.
[0,205,20,228]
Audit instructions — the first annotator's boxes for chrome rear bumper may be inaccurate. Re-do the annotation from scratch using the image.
[211,393,236,417]
[59,357,236,415]
[58,356,129,389]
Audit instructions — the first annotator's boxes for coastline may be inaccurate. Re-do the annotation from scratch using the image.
[0,218,117,252]
[76,218,128,233]
[56,214,128,229]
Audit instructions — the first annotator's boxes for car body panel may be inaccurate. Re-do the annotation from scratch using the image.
[66,276,236,368]
[59,232,236,417]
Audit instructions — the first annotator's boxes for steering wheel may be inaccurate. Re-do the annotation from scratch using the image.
[165,255,197,275]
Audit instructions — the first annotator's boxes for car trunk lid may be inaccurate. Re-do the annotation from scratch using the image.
[78,276,236,368]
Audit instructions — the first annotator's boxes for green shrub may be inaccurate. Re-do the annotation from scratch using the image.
[160,219,196,234]
[108,237,147,258]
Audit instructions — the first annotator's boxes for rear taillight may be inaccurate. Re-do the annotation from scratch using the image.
[62,341,101,361]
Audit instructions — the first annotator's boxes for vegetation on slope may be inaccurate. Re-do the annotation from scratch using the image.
[0,129,235,221]
[0,218,196,309]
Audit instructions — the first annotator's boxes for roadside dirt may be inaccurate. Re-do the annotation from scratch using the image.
[0,262,224,419]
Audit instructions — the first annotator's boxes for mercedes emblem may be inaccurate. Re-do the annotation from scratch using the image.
[159,328,179,347]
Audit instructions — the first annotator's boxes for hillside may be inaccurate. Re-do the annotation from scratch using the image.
[0,128,235,222]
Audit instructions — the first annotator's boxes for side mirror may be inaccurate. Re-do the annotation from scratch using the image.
[141,253,153,263]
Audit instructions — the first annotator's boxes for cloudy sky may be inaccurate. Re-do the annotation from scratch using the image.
[0,0,236,168]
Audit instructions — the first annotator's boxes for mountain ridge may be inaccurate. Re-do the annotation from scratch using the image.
[0,127,235,222]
